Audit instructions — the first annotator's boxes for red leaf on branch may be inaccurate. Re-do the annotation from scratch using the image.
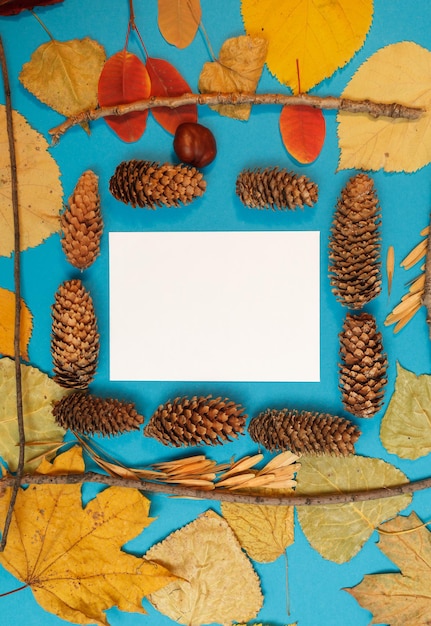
[0,0,63,15]
[146,57,197,135]
[279,104,326,164]
[97,50,151,143]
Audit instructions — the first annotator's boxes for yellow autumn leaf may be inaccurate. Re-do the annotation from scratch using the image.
[241,0,373,93]
[158,0,201,49]
[0,447,176,626]
[222,501,294,562]
[0,287,33,360]
[0,357,67,472]
[0,107,63,257]
[295,455,411,563]
[20,38,106,118]
[338,42,431,172]
[198,35,268,120]
[146,510,263,625]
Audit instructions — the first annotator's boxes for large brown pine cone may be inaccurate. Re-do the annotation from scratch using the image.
[236,167,318,210]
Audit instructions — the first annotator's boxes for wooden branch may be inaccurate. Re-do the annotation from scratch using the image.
[2,471,430,506]
[48,92,424,143]
[423,212,431,338]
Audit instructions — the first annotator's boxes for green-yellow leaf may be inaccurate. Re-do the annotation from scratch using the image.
[296,455,411,563]
[0,287,33,360]
[198,35,268,120]
[381,362,431,460]
[0,357,68,472]
[338,42,431,173]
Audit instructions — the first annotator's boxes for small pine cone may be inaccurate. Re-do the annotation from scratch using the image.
[329,173,381,309]
[249,408,360,456]
[53,391,144,436]
[339,312,388,418]
[236,167,318,211]
[109,160,206,209]
[60,170,103,270]
[144,395,247,446]
[51,279,99,390]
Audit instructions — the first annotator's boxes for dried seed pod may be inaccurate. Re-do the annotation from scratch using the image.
[236,167,318,210]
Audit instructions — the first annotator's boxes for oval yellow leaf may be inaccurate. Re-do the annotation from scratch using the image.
[296,455,411,563]
[241,0,373,93]
[0,107,63,256]
[0,287,33,360]
[158,0,201,49]
[338,42,431,172]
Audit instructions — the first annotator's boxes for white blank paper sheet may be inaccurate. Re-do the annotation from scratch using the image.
[109,231,320,382]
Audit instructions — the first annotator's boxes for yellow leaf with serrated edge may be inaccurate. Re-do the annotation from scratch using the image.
[0,357,67,472]
[222,501,294,562]
[20,38,105,118]
[0,107,62,256]
[338,42,431,172]
[296,455,411,563]
[198,35,268,120]
[241,0,372,93]
[146,510,263,626]
[0,447,176,626]
[0,287,33,360]
[158,0,201,49]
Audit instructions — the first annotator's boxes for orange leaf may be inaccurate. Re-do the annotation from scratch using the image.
[158,0,201,49]
[97,50,151,143]
[0,287,33,360]
[279,105,326,164]
[146,57,197,135]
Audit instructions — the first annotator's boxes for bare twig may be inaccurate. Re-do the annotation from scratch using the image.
[0,36,26,551]
[48,92,424,143]
[1,471,429,506]
[423,213,431,338]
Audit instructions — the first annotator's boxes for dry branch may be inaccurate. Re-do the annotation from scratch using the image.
[423,213,431,338]
[48,92,424,143]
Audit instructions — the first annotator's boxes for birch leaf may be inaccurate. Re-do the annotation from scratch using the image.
[0,106,62,256]
[347,512,431,626]
[198,35,268,120]
[0,287,33,360]
[0,357,67,472]
[158,0,201,49]
[381,363,431,460]
[222,501,294,562]
[296,455,411,563]
[338,42,431,172]
[241,0,373,93]
[145,510,263,625]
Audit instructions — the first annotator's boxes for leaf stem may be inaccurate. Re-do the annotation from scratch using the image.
[30,10,55,41]
[0,584,29,598]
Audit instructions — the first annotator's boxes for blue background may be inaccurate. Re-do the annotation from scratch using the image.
[0,0,430,624]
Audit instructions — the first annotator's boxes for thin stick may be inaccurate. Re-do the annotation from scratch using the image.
[0,36,26,551]
[423,213,431,338]
[49,92,423,143]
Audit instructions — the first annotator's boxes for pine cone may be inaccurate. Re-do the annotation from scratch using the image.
[249,408,360,456]
[339,312,388,418]
[60,170,103,270]
[52,391,144,436]
[109,160,206,209]
[144,395,247,446]
[236,167,318,210]
[329,173,381,309]
[51,279,99,390]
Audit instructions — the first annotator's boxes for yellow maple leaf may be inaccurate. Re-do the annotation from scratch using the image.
[295,455,411,563]
[0,287,33,360]
[198,35,268,120]
[158,0,201,49]
[222,501,294,562]
[145,510,263,625]
[20,38,106,118]
[0,107,63,257]
[241,0,373,93]
[0,447,176,626]
[338,42,431,172]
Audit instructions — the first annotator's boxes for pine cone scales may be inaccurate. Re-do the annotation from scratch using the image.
[109,160,206,209]
[144,395,247,446]
[339,312,387,417]
[61,170,103,270]
[51,279,99,389]
[236,167,318,211]
[329,173,381,309]
[249,408,360,456]
[53,391,144,436]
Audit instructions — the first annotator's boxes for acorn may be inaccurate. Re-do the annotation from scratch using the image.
[173,122,217,168]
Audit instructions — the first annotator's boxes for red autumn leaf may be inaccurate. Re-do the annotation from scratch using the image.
[97,50,151,143]
[279,104,326,164]
[0,0,63,15]
[146,57,197,135]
